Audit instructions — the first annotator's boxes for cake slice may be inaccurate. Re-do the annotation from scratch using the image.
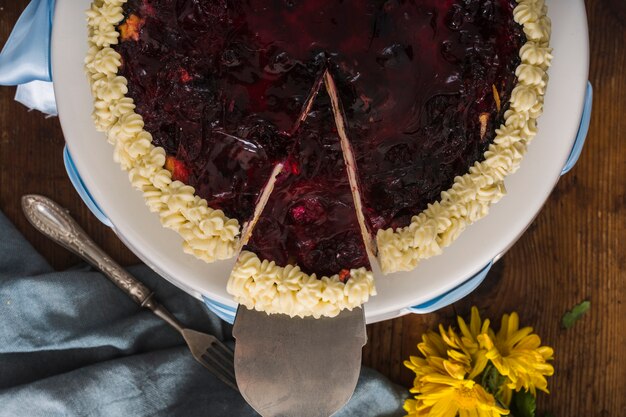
[227,82,375,318]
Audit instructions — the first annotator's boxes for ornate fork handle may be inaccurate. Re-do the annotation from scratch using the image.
[21,194,152,306]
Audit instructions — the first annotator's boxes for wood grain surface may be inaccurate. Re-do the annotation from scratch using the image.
[1,1,624,415]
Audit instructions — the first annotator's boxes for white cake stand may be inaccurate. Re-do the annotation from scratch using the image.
[52,0,591,323]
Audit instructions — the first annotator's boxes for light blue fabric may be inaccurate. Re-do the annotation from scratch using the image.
[0,0,57,115]
[0,210,407,417]
[14,80,57,116]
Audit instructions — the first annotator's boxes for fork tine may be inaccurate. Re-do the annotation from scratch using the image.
[203,350,237,381]
[198,354,238,390]
[215,341,235,360]
[212,341,235,362]
[206,346,235,369]
[200,352,238,390]
[195,355,231,385]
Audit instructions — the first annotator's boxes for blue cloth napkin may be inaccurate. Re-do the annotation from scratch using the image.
[0,209,407,417]
[0,0,57,115]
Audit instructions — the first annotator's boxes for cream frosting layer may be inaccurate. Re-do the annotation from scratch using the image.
[228,251,376,319]
[376,0,552,273]
[85,0,240,263]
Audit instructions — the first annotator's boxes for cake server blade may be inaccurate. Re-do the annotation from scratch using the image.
[233,306,366,417]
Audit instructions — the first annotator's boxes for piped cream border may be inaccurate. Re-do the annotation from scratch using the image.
[376,0,553,273]
[228,251,376,318]
[85,0,240,263]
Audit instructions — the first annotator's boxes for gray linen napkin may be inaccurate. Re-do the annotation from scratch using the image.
[0,210,407,417]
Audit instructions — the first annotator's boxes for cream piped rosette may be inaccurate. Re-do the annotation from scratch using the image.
[376,0,552,273]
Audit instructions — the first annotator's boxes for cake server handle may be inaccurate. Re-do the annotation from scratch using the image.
[21,194,153,307]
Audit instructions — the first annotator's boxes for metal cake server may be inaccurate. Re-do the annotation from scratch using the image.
[21,194,238,391]
[233,306,366,417]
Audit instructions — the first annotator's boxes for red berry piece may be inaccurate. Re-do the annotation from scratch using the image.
[165,156,191,183]
[119,14,145,42]
[338,269,351,283]
[141,0,156,16]
[289,197,326,225]
[283,158,301,175]
[179,68,193,83]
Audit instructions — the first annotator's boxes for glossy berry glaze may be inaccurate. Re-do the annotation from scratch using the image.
[114,0,324,221]
[323,0,526,231]
[114,0,525,272]
[245,90,371,277]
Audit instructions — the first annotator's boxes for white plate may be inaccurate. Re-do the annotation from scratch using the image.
[52,0,589,323]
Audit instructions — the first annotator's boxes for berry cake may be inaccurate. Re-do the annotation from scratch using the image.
[85,0,551,317]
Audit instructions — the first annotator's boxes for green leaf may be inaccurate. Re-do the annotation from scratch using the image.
[562,300,591,329]
[481,364,506,396]
[480,364,508,409]
[510,390,536,417]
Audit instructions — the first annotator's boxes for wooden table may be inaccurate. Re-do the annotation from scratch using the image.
[1,1,624,415]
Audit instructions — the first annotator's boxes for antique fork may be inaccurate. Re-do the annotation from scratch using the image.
[21,194,238,391]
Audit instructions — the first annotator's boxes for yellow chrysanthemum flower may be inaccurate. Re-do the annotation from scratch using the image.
[477,311,554,396]
[404,322,507,417]
[404,372,509,417]
[456,307,491,380]
[404,307,553,417]
[457,306,491,355]
[405,331,452,392]
[435,325,477,380]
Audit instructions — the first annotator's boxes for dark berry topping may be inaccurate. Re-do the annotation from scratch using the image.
[113,0,525,274]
